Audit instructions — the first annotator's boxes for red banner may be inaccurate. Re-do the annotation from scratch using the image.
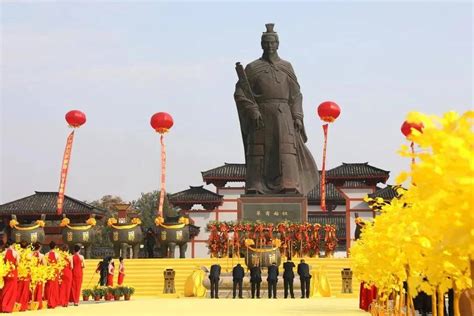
[158,134,166,217]
[321,124,328,212]
[57,130,75,215]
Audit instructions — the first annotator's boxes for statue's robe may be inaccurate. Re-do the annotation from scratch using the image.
[234,57,318,195]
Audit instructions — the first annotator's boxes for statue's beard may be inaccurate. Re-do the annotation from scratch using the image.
[262,51,279,64]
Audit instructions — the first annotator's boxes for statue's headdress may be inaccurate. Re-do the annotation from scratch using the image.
[262,23,279,41]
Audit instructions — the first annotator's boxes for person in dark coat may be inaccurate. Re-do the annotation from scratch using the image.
[283,258,295,298]
[297,259,311,298]
[250,264,262,299]
[144,228,156,258]
[96,257,111,286]
[267,262,279,299]
[209,263,221,299]
[232,263,245,299]
[354,214,366,241]
[413,290,432,316]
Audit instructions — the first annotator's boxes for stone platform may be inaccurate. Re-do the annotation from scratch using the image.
[82,258,356,297]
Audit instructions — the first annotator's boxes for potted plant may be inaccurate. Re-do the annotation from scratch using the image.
[92,286,104,302]
[82,289,92,302]
[105,286,114,301]
[113,286,123,300]
[122,286,135,301]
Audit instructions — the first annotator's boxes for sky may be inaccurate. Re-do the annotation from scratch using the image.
[1,1,472,204]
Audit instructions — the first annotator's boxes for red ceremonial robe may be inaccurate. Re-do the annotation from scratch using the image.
[60,259,72,307]
[106,265,114,287]
[359,282,377,311]
[70,254,83,305]
[45,251,59,309]
[117,262,125,285]
[1,248,18,313]
[16,277,31,311]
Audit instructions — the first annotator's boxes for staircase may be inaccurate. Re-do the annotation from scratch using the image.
[83,258,356,297]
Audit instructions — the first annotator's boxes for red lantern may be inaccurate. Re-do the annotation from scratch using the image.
[150,112,174,134]
[65,110,86,128]
[401,121,424,138]
[317,101,341,123]
[150,112,174,220]
[317,101,341,212]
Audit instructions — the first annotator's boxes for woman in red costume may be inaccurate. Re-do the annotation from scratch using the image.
[31,242,45,310]
[59,245,73,307]
[107,259,114,287]
[117,257,125,285]
[1,240,19,313]
[70,245,84,306]
[354,216,377,311]
[45,241,60,309]
[16,241,32,312]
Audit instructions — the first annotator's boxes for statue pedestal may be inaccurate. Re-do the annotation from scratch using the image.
[237,195,307,223]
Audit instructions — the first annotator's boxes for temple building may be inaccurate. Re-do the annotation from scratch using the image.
[0,191,106,245]
[169,162,391,258]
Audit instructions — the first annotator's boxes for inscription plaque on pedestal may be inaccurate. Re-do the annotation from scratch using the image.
[238,195,307,223]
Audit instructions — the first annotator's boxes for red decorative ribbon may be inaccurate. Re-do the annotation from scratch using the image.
[321,124,328,212]
[57,130,75,215]
[158,134,166,217]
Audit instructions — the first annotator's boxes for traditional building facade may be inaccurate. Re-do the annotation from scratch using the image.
[0,191,106,245]
[170,162,391,258]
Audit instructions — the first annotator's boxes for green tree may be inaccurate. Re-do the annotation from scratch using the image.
[131,191,176,229]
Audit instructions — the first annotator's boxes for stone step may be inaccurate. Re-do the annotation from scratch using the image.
[82,258,356,297]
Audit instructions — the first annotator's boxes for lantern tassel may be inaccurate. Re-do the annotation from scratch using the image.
[321,124,329,212]
[158,134,167,218]
[410,141,415,167]
[57,130,75,215]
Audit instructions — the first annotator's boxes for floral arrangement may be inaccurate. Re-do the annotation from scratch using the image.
[107,218,118,227]
[154,216,164,225]
[351,111,473,315]
[131,218,142,225]
[86,217,97,226]
[205,221,329,258]
[59,218,70,227]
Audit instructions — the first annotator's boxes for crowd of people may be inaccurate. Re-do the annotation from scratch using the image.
[0,240,85,313]
[208,258,312,299]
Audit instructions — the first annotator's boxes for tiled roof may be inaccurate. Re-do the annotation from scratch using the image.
[169,186,223,204]
[340,181,372,188]
[307,182,345,204]
[326,162,389,180]
[202,162,389,182]
[367,185,402,201]
[201,163,245,181]
[0,191,107,217]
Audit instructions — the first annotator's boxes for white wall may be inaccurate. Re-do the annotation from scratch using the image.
[188,212,215,241]
[218,212,238,222]
[194,242,209,258]
[349,200,371,210]
[220,201,238,210]
[217,187,244,197]
[185,243,192,258]
[339,188,374,199]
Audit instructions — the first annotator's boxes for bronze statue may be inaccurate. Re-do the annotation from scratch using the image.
[234,23,318,195]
